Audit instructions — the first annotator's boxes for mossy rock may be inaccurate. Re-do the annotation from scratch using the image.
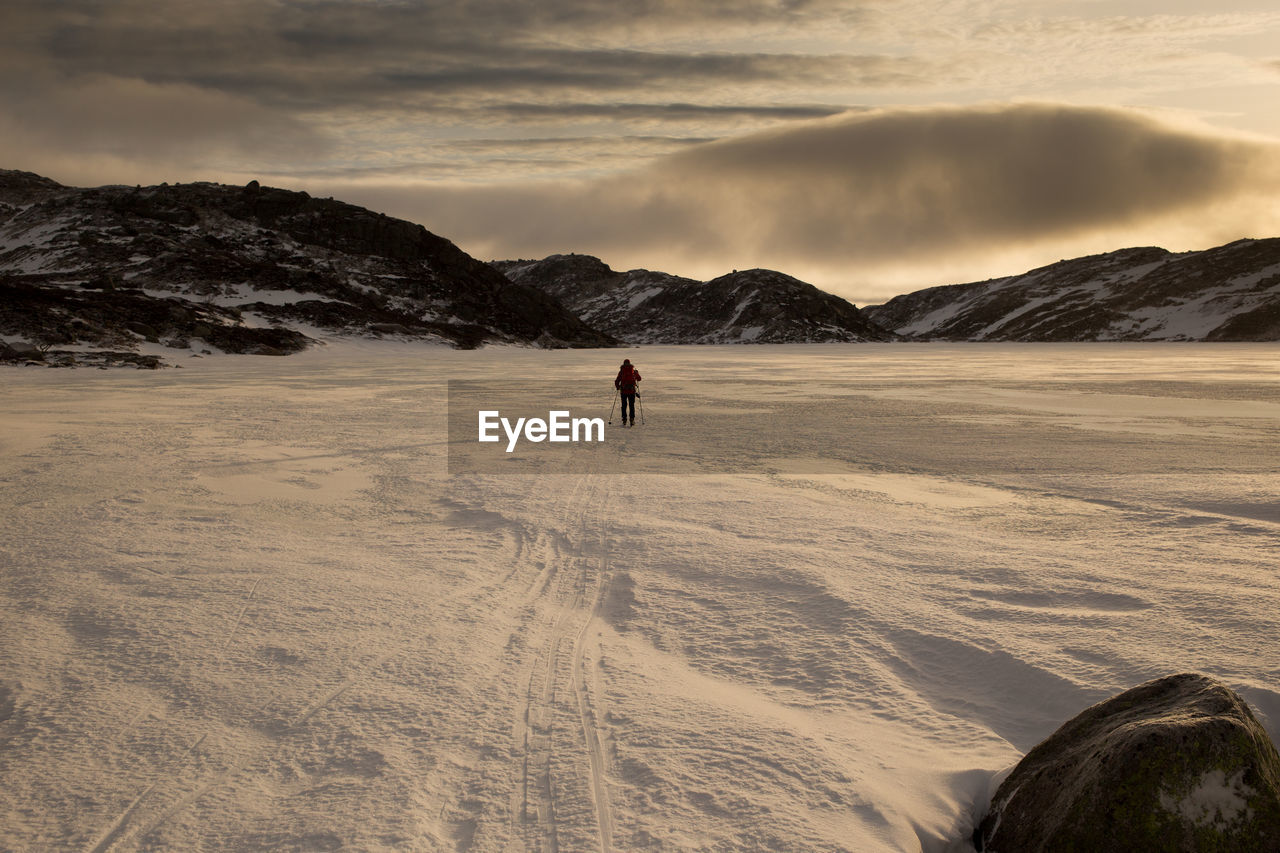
[976,673,1280,852]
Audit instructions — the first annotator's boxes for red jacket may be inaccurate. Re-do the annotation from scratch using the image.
[615,365,641,393]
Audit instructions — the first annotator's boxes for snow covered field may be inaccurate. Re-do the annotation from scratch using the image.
[2,342,1279,852]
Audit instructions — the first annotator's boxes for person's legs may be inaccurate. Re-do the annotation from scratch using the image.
[622,393,635,423]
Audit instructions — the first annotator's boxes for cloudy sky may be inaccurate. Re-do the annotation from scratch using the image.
[4,0,1280,301]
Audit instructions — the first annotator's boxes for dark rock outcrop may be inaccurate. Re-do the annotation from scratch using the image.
[0,170,64,206]
[1,277,310,355]
[0,170,613,364]
[975,673,1280,852]
[493,254,895,344]
[864,239,1280,341]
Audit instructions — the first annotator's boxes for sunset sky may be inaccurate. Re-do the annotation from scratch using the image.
[4,0,1280,302]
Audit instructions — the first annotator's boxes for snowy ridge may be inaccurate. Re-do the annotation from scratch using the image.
[864,241,1280,341]
[493,254,895,344]
[0,169,613,365]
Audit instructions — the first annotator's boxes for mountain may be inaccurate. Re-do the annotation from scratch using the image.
[863,239,1280,341]
[492,254,894,344]
[8,166,1277,365]
[0,170,612,366]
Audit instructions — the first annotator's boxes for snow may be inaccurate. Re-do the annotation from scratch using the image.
[1,216,69,252]
[893,287,998,337]
[1112,258,1172,283]
[972,285,1102,339]
[1123,278,1280,340]
[1160,769,1255,827]
[0,213,81,274]
[724,293,756,328]
[2,342,1279,852]
[625,285,664,309]
[1227,261,1280,289]
[202,285,343,308]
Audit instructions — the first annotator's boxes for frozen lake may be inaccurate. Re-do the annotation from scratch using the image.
[2,342,1279,852]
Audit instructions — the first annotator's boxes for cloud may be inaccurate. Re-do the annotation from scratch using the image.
[652,103,1277,251]
[4,0,892,112]
[0,73,328,186]
[0,0,917,181]
[8,2,1277,123]
[317,103,1280,300]
[263,136,712,182]
[971,10,1280,43]
[482,103,851,123]
[365,51,919,102]
[11,0,1276,193]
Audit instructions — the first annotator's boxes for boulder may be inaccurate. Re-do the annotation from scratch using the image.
[975,673,1280,852]
[0,341,43,362]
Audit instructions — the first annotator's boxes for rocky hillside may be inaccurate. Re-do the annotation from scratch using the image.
[864,239,1280,341]
[493,254,894,344]
[0,170,612,366]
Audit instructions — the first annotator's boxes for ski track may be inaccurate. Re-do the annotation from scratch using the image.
[512,476,617,853]
[220,576,262,653]
[84,734,209,853]
[76,474,612,853]
[573,557,616,853]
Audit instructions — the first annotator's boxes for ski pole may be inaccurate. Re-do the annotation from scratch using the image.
[638,391,645,425]
[607,388,618,424]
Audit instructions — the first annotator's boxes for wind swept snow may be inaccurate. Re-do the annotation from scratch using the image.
[2,343,1279,852]
[625,285,664,310]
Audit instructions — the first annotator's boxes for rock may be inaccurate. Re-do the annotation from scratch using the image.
[368,322,412,335]
[0,169,66,204]
[1,341,47,363]
[127,322,160,342]
[975,673,1280,852]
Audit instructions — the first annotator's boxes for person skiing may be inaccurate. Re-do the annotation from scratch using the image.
[614,358,641,426]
